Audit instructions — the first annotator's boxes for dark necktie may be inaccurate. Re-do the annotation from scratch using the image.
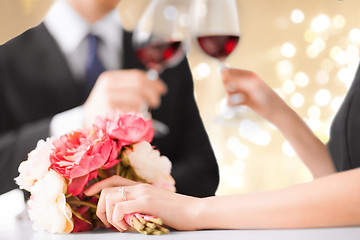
[85,34,105,92]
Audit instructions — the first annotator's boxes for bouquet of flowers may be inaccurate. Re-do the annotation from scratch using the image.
[15,110,175,234]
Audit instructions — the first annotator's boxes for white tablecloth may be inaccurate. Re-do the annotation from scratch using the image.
[1,189,360,240]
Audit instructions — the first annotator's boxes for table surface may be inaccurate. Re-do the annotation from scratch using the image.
[1,190,360,240]
[2,220,360,240]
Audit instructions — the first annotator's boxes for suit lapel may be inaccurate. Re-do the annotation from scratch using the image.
[34,23,88,104]
[38,23,88,102]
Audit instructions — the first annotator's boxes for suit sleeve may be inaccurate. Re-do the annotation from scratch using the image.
[0,119,50,195]
[0,58,51,194]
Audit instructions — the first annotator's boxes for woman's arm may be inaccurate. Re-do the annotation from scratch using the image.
[86,169,360,230]
[269,98,335,178]
[197,168,360,229]
[221,68,335,177]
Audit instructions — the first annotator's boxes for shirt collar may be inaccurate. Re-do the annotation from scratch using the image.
[44,0,123,55]
[91,10,123,55]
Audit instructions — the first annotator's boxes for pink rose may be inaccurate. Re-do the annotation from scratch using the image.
[95,110,154,146]
[50,128,119,195]
[66,170,98,196]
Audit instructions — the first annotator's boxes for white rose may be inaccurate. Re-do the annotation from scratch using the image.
[15,138,54,191]
[152,171,176,192]
[123,141,173,185]
[28,170,73,233]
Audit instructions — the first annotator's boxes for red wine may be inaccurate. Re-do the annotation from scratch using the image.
[135,40,184,72]
[197,35,240,60]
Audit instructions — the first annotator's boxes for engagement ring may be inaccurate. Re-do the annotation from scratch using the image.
[119,187,127,201]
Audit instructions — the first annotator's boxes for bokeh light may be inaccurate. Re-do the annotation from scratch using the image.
[314,89,331,106]
[291,93,305,108]
[307,117,322,131]
[238,120,271,146]
[281,42,296,58]
[294,72,309,87]
[348,28,360,44]
[316,70,330,85]
[320,58,335,72]
[311,14,331,33]
[276,60,294,78]
[282,80,296,94]
[226,136,249,159]
[220,164,244,189]
[282,141,296,157]
[332,15,346,29]
[193,62,211,80]
[312,37,326,51]
[307,105,321,119]
[290,9,304,24]
[337,67,355,89]
[331,96,344,113]
[304,29,317,43]
[306,44,320,58]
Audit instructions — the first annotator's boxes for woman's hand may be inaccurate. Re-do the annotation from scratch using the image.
[221,68,288,123]
[84,176,202,231]
[221,68,335,177]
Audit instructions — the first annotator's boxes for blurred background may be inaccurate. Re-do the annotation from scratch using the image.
[1,0,359,196]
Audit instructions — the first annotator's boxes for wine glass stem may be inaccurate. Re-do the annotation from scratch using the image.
[146,69,159,81]
[218,61,229,74]
[139,102,151,119]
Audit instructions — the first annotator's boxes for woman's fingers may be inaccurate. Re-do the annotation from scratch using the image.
[95,188,115,228]
[88,183,166,232]
[105,191,125,231]
[112,202,137,231]
[95,186,128,230]
[84,175,137,196]
[93,184,148,231]
[221,68,250,106]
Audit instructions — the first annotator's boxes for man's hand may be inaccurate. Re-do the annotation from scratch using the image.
[83,69,167,128]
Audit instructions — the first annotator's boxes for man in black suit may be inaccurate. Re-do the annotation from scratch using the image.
[0,0,219,197]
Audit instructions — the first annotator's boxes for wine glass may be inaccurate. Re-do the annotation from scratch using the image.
[133,0,191,136]
[193,0,250,127]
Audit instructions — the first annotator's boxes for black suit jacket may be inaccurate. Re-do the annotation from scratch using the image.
[328,62,360,171]
[0,23,219,197]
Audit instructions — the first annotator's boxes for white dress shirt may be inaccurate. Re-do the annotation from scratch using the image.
[45,0,123,137]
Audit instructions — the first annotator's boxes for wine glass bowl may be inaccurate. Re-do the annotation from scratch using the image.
[135,39,184,80]
[192,0,251,127]
[133,0,191,79]
[132,0,191,135]
[197,35,240,61]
